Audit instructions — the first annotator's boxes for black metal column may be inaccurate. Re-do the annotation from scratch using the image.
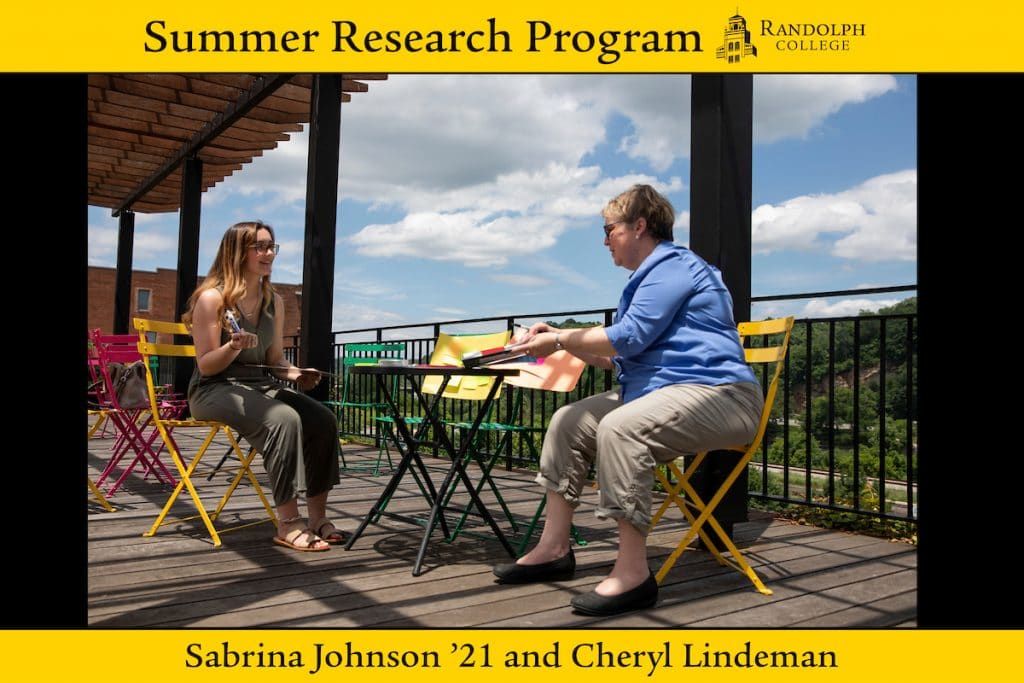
[689,74,753,321]
[112,211,135,334]
[688,74,754,536]
[300,75,342,402]
[174,155,203,397]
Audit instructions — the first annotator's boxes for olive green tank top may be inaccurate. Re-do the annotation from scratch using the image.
[189,292,280,391]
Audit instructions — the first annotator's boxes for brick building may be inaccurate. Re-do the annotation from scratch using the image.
[87,266,303,340]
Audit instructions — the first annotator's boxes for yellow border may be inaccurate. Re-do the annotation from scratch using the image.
[25,0,1022,678]
[3,630,1023,680]
[2,1,1023,72]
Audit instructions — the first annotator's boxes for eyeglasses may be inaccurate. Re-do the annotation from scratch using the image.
[603,220,629,238]
[250,241,280,255]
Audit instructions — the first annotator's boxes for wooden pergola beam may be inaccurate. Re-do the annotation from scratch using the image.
[112,73,295,216]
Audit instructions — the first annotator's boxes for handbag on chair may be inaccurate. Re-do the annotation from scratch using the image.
[109,361,150,409]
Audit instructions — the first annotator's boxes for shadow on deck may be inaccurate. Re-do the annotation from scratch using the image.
[87,431,917,629]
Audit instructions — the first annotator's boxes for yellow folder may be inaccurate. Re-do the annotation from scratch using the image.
[421,330,512,400]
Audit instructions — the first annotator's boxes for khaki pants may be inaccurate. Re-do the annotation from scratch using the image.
[535,382,764,534]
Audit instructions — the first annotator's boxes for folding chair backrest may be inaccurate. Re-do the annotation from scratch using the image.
[132,321,197,421]
[737,316,794,453]
[93,331,144,363]
[132,318,195,411]
[339,342,406,404]
[87,330,106,407]
[421,330,512,400]
[90,329,150,411]
[342,342,406,365]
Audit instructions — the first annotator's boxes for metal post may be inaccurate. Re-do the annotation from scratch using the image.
[301,75,342,402]
[113,211,135,334]
[688,74,754,537]
[174,155,203,399]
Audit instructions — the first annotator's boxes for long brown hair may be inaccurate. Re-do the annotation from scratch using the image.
[182,221,276,328]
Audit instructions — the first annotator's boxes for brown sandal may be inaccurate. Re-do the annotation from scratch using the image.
[310,518,346,545]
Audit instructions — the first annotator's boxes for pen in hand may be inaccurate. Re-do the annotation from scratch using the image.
[512,324,534,345]
[225,309,242,333]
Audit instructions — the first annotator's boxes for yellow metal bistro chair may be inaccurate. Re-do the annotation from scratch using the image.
[134,318,277,546]
[650,316,794,594]
[87,409,115,511]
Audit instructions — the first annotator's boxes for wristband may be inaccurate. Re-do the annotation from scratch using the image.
[553,333,564,351]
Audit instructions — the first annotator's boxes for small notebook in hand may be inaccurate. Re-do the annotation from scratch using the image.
[461,346,533,368]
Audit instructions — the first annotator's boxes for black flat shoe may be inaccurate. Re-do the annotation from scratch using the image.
[493,548,576,584]
[570,572,658,616]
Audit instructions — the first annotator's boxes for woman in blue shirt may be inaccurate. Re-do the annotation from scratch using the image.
[493,184,763,616]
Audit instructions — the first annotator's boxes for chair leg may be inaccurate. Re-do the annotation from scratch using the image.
[371,420,398,476]
[338,417,398,476]
[442,435,519,541]
[88,478,115,511]
[207,440,238,481]
[515,493,586,557]
[209,436,278,531]
[377,422,396,475]
[143,426,276,546]
[144,427,225,546]
[652,459,772,595]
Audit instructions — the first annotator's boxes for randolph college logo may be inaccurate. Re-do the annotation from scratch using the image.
[716,12,757,63]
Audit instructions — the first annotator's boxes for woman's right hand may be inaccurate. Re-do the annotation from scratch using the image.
[509,323,560,352]
[516,322,558,343]
[229,330,259,351]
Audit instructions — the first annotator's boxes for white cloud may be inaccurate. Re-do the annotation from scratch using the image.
[331,302,404,331]
[490,273,552,288]
[348,210,564,268]
[223,131,310,206]
[88,217,183,268]
[345,168,686,268]
[87,221,118,265]
[208,74,897,213]
[90,73,910,309]
[752,169,916,262]
[753,295,909,321]
[434,306,469,316]
[799,297,902,319]
[753,75,899,144]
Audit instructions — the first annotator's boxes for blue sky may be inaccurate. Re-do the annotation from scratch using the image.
[87,74,916,334]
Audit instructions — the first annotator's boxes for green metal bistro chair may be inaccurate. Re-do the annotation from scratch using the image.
[414,331,515,535]
[495,358,591,556]
[444,385,539,541]
[368,330,512,523]
[326,342,407,475]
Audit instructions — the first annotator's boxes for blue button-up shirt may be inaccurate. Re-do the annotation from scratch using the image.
[603,241,757,403]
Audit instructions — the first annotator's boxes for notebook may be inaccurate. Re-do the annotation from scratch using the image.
[461,345,533,368]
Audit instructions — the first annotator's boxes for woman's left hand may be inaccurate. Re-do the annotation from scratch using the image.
[291,368,322,392]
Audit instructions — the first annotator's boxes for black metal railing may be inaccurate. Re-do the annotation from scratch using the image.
[293,285,918,524]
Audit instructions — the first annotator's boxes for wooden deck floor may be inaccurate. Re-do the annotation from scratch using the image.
[87,429,917,628]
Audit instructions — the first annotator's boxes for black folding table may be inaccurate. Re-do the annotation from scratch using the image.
[343,364,520,575]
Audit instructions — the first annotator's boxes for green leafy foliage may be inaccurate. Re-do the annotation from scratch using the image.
[767,298,917,483]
